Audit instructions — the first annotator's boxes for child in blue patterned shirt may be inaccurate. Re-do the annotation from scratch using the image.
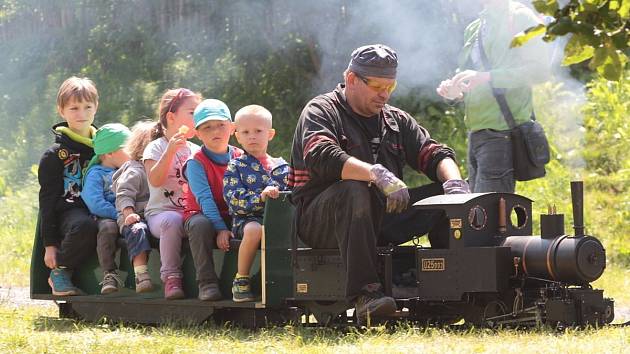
[223,105,288,302]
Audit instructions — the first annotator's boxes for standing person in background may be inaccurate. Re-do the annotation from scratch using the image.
[82,123,131,294]
[437,0,551,193]
[112,120,156,294]
[38,76,99,296]
[290,44,469,325]
[143,88,201,300]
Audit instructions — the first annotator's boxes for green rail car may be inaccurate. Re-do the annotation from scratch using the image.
[30,193,296,327]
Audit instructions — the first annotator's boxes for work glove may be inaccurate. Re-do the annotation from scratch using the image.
[370,164,410,213]
[442,179,471,194]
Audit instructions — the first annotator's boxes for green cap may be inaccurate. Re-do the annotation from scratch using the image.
[93,123,131,155]
[85,123,131,175]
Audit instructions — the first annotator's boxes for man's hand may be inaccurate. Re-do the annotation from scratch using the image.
[260,186,280,202]
[44,246,58,269]
[436,79,464,100]
[442,179,471,194]
[370,164,410,213]
[217,230,233,251]
[451,70,491,92]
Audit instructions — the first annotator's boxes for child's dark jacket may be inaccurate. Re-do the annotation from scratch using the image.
[38,122,95,247]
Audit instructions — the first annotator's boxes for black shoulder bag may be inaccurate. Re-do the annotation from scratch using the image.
[477,29,550,181]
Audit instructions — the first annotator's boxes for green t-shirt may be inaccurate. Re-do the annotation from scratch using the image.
[458,1,551,131]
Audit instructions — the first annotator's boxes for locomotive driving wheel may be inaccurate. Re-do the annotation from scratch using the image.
[463,299,509,327]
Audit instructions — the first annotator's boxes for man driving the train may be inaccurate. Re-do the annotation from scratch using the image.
[289,44,470,324]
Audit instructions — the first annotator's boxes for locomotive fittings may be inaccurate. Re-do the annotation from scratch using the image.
[501,234,606,284]
[500,180,606,285]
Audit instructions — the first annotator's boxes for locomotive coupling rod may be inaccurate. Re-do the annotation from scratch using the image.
[484,306,538,322]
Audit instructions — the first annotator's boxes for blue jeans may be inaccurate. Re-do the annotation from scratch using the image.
[467,129,515,193]
[122,221,152,261]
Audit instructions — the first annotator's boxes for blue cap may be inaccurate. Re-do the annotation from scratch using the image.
[193,99,231,128]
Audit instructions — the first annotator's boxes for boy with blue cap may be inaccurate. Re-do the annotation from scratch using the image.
[182,99,242,301]
[82,123,133,294]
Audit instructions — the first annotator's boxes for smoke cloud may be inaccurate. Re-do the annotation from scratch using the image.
[0,0,588,182]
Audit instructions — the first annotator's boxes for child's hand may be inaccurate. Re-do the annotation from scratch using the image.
[260,186,280,202]
[217,230,233,251]
[44,246,58,269]
[165,131,187,156]
[124,213,141,226]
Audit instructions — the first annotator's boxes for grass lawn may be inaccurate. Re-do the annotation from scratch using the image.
[1,180,628,353]
[0,303,628,353]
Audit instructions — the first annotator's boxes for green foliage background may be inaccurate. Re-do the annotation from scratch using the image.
[513,0,629,81]
[0,0,474,186]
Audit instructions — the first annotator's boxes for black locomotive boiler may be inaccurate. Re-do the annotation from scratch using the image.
[30,181,614,328]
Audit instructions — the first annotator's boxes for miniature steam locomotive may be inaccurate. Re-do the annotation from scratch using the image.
[30,181,614,328]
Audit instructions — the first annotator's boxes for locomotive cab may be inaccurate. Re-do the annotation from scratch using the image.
[412,193,531,301]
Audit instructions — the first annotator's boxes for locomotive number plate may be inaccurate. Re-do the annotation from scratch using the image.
[449,218,462,229]
[421,258,445,271]
[296,283,308,293]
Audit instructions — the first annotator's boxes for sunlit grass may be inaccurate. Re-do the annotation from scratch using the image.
[0,180,37,287]
[0,304,628,353]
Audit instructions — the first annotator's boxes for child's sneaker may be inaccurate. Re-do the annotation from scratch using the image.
[232,276,255,302]
[48,268,79,296]
[198,283,222,301]
[100,271,122,294]
[135,271,154,293]
[164,275,185,300]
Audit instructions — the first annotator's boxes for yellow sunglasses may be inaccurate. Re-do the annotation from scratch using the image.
[355,73,397,94]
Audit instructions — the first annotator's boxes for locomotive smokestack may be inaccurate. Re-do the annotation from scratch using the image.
[571,181,584,237]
